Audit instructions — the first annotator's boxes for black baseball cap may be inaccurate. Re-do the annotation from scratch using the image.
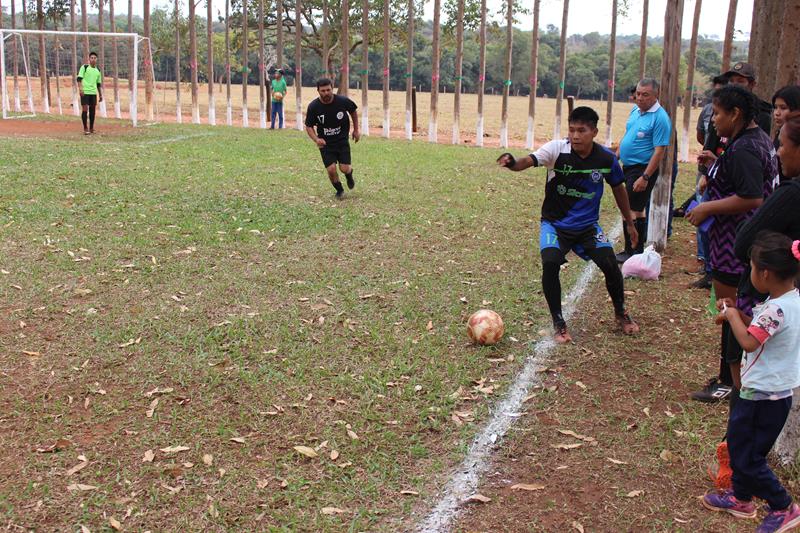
[723,62,756,81]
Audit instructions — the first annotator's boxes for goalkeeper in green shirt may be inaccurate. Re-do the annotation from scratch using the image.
[77,52,103,135]
[270,69,287,129]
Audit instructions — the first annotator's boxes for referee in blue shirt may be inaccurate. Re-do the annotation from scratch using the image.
[616,78,672,263]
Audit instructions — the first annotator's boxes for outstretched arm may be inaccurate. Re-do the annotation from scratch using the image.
[496,153,535,172]
[611,183,638,249]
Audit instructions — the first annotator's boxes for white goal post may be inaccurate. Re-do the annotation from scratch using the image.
[1,29,153,127]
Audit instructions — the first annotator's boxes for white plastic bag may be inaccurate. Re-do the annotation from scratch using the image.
[621,245,662,280]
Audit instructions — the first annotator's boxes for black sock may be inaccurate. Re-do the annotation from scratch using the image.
[542,259,564,327]
[590,250,626,316]
[622,220,632,254]
[333,181,344,193]
[81,111,88,129]
[89,106,96,129]
[634,218,647,254]
[345,172,353,180]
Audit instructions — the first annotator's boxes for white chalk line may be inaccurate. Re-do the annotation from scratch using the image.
[414,222,623,533]
[138,132,215,145]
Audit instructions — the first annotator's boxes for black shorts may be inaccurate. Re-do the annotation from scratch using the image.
[624,164,659,212]
[320,141,351,168]
[80,94,97,106]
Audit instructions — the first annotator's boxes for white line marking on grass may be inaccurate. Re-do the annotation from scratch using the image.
[415,223,622,533]
[140,132,215,145]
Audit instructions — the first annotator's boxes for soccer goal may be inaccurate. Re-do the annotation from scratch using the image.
[1,29,155,127]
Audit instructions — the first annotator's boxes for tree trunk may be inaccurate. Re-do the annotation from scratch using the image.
[747,0,761,65]
[322,0,329,77]
[475,0,486,146]
[381,0,390,137]
[55,29,63,114]
[721,0,737,73]
[452,0,464,145]
[98,0,106,116]
[428,0,441,142]
[258,0,265,127]
[175,0,182,123]
[225,0,232,124]
[127,0,133,98]
[242,0,248,126]
[748,0,782,101]
[294,0,302,129]
[776,1,800,88]
[144,0,154,120]
[524,0,540,150]
[649,0,684,252]
[190,0,199,123]
[109,0,120,118]
[37,0,49,112]
[404,0,413,140]
[605,0,617,146]
[11,0,20,112]
[680,0,701,162]
[360,0,369,135]
[554,0,569,138]
[340,0,349,95]
[276,0,283,68]
[207,0,215,124]
[500,0,512,148]
[638,0,648,79]
[69,0,77,114]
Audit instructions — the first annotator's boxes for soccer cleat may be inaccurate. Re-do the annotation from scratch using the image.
[346,174,355,190]
[554,323,572,344]
[701,490,757,519]
[691,377,732,403]
[335,189,344,199]
[615,251,631,264]
[616,312,639,335]
[757,503,800,533]
[84,130,90,135]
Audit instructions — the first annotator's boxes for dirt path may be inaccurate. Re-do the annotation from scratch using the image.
[448,220,792,532]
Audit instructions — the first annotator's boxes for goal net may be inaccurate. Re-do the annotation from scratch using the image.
[1,29,155,126]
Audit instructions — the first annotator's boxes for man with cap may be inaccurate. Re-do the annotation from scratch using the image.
[615,78,672,263]
[271,69,288,129]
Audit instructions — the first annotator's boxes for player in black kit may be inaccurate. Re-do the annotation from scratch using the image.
[304,78,361,198]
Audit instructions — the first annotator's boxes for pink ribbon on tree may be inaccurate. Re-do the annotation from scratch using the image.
[478,74,485,81]
[431,74,439,81]
[608,79,615,87]
[383,68,389,76]
[529,76,537,85]
[190,61,197,69]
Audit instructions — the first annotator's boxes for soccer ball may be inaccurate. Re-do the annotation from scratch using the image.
[467,309,504,346]
[274,92,284,102]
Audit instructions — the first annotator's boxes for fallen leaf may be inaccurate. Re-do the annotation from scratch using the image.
[575,381,587,390]
[160,446,191,454]
[572,521,585,533]
[510,483,545,491]
[552,443,583,450]
[293,446,319,459]
[66,461,89,476]
[142,449,155,463]
[330,450,339,461]
[464,494,491,504]
[202,454,213,466]
[659,449,675,462]
[67,483,98,491]
[229,437,246,444]
[146,399,158,418]
[145,387,174,397]
[626,490,644,498]
[109,517,122,530]
[209,503,219,518]
[36,438,72,453]
[346,429,359,441]
[606,458,628,465]
[22,350,41,357]
[81,526,90,533]
[321,507,346,515]
[426,320,433,331]
[400,490,419,496]
[257,479,269,489]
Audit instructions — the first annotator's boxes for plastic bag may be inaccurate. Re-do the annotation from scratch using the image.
[621,245,662,280]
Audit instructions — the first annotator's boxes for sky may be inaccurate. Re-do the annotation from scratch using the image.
[98,0,755,42]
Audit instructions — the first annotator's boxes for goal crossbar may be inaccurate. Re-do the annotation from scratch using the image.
[2,29,139,39]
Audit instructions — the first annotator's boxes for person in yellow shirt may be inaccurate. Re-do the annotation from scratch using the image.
[77,52,103,134]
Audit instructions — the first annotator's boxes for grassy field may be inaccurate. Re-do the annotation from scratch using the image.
[6,77,703,149]
[1,118,670,531]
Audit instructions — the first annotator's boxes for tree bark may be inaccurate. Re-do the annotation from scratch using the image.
[322,0,329,77]
[475,0,486,146]
[69,0,77,114]
[242,0,249,126]
[190,0,199,123]
[721,0,737,73]
[258,0,265,127]
[37,0,49,111]
[382,0,390,137]
[110,0,120,118]
[452,0,464,145]
[144,0,154,120]
[127,0,133,97]
[649,0,684,252]
[276,0,284,67]
[226,0,232,125]
[499,0,513,148]
[207,0,215,124]
[404,0,413,140]
[360,0,369,135]
[97,0,105,115]
[638,0,648,79]
[776,1,800,88]
[340,0,349,95]
[749,0,782,101]
[680,0,701,162]
[605,0,618,147]
[294,0,302,129]
[175,0,182,123]
[428,0,441,142]
[554,0,569,138]
[525,0,540,150]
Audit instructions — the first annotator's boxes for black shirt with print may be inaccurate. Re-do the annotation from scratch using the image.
[304,95,358,145]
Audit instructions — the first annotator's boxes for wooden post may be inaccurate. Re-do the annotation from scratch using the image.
[69,0,77,114]
[499,0,513,148]
[452,0,464,145]
[190,0,200,123]
[381,0,390,137]
[80,0,88,62]
[721,0,737,73]
[638,0,648,79]
[649,0,684,252]
[475,0,486,146]
[341,0,349,95]
[680,0,702,162]
[360,0,369,135]
[553,0,569,138]
[226,0,233,125]
[405,0,414,140]
[37,0,49,112]
[96,0,104,115]
[175,0,182,122]
[127,0,133,106]
[412,86,417,133]
[109,0,120,118]
[605,0,618,147]
[258,0,265,127]
[294,0,302,129]
[525,0,540,150]
[144,0,153,120]
[429,0,441,142]
[207,0,215,124]
[242,0,249,127]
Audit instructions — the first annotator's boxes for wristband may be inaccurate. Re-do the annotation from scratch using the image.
[498,153,516,168]
[641,173,650,182]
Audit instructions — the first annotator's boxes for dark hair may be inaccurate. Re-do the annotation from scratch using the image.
[712,74,728,86]
[89,51,98,58]
[782,110,800,147]
[712,85,758,126]
[316,78,333,89]
[568,106,599,129]
[772,85,800,111]
[629,86,637,96]
[750,230,800,281]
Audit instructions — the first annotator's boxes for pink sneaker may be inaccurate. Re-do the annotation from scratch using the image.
[701,490,757,519]
[757,503,800,533]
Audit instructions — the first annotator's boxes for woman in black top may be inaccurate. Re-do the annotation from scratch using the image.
[771,86,800,183]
